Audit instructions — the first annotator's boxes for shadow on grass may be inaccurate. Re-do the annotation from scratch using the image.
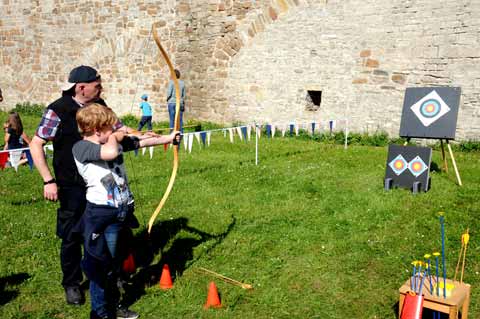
[120,216,235,307]
[0,273,31,305]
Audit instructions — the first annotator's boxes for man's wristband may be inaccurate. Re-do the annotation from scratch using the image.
[43,178,56,185]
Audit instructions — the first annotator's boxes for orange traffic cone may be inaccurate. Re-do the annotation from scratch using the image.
[204,281,221,309]
[122,253,136,274]
[159,264,173,289]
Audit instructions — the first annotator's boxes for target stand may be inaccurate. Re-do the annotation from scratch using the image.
[399,87,462,186]
[384,145,432,193]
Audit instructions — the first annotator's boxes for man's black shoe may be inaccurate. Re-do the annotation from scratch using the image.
[116,306,139,319]
[65,286,85,305]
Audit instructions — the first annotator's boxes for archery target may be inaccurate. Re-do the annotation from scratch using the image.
[389,154,408,176]
[410,90,450,127]
[384,144,432,192]
[408,156,428,177]
[399,87,461,140]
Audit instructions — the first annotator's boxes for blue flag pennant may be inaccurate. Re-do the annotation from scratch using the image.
[25,149,34,170]
[200,132,207,146]
[241,126,248,141]
[289,124,294,136]
[266,124,271,138]
[311,122,316,135]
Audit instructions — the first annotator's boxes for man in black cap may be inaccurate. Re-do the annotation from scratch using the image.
[30,66,123,307]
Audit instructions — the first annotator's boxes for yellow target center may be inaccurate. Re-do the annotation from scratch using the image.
[426,104,435,112]
[412,163,421,171]
[394,161,404,169]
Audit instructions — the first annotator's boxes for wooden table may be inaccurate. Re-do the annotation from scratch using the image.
[399,278,471,319]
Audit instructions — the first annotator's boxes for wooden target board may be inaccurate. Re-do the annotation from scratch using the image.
[399,87,461,140]
[385,145,432,192]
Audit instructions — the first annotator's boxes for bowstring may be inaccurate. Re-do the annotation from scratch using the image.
[126,26,154,230]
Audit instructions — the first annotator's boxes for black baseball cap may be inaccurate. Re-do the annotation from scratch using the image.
[62,65,101,91]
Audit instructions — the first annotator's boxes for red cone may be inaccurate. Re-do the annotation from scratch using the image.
[159,264,173,289]
[204,281,221,309]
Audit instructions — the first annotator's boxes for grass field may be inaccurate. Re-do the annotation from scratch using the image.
[0,112,479,318]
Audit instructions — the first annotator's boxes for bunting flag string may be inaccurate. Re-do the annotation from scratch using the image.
[0,120,350,170]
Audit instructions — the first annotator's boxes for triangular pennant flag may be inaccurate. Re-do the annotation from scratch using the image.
[247,125,251,141]
[223,129,227,138]
[134,148,139,156]
[241,126,247,142]
[183,134,189,151]
[25,149,34,170]
[295,124,299,136]
[228,128,234,143]
[9,150,22,172]
[256,125,261,139]
[200,132,206,146]
[188,134,194,153]
[194,132,201,145]
[271,125,276,139]
[329,120,335,133]
[289,124,294,136]
[266,124,271,138]
[311,122,316,135]
[149,146,153,159]
[142,147,146,156]
[281,126,286,137]
[0,152,8,170]
[236,127,243,141]
[207,132,211,146]
[164,144,168,152]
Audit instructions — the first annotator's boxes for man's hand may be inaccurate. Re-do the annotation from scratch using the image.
[112,130,126,142]
[44,183,58,201]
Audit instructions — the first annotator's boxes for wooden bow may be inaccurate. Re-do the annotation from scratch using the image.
[147,23,181,234]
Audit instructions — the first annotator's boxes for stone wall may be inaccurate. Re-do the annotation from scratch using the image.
[1,0,479,139]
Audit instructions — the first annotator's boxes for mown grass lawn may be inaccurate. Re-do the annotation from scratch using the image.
[0,113,479,318]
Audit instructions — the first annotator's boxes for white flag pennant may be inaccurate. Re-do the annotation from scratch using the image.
[295,124,299,136]
[223,129,227,138]
[236,127,243,141]
[281,125,286,137]
[194,132,201,145]
[149,146,153,159]
[271,124,276,139]
[247,125,252,141]
[207,131,211,146]
[183,133,189,151]
[228,128,234,143]
[142,147,146,156]
[188,134,194,153]
[9,150,22,172]
[256,125,262,138]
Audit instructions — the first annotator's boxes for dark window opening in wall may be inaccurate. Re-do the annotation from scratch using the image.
[305,90,322,111]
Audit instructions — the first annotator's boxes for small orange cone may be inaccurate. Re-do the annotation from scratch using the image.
[122,253,136,274]
[159,264,173,289]
[204,281,221,309]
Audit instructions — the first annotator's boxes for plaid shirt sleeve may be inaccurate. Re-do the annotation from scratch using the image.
[35,109,61,141]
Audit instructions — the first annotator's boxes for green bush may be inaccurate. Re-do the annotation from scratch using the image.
[11,102,45,117]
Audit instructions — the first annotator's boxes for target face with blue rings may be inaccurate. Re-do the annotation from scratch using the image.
[420,99,441,118]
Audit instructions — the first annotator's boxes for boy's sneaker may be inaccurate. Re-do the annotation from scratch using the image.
[116,307,139,319]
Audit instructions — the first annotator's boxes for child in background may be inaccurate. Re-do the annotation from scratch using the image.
[72,103,180,319]
[3,111,31,167]
[137,94,152,131]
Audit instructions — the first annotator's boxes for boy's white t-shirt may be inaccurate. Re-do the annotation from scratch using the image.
[72,140,133,207]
